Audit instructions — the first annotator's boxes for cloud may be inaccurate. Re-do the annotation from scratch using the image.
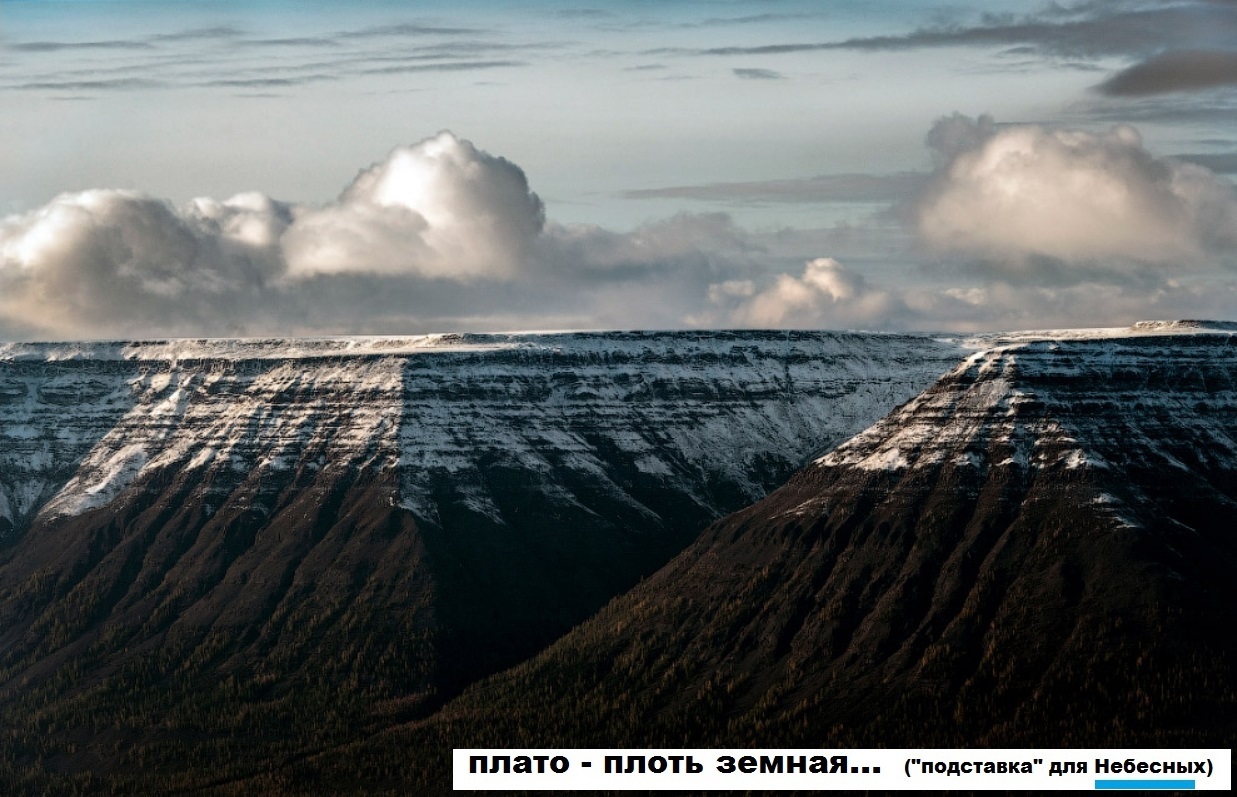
[3,128,1236,341]
[696,254,1237,334]
[1096,50,1237,96]
[150,26,244,43]
[13,78,166,92]
[699,257,909,329]
[623,172,926,204]
[357,60,526,76]
[693,2,1237,60]
[1174,152,1237,174]
[733,68,782,80]
[0,191,287,338]
[284,132,545,280]
[0,132,550,337]
[1067,91,1237,126]
[10,40,155,53]
[2,18,542,97]
[241,37,340,48]
[337,23,483,39]
[0,133,763,339]
[198,76,338,89]
[912,114,1237,268]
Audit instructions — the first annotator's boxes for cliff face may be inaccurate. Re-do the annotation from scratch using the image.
[2,332,958,540]
[404,332,1237,759]
[0,330,960,786]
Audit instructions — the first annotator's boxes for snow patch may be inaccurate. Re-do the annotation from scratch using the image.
[1062,450,1088,469]
[858,447,909,471]
[43,444,147,517]
[953,451,983,468]
[186,447,218,470]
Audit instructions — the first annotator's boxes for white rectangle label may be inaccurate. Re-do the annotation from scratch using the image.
[454,748,1231,791]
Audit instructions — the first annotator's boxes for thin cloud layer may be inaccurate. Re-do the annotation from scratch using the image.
[1096,50,1237,96]
[623,172,925,204]
[914,114,1237,268]
[733,68,782,80]
[2,17,532,96]
[694,1,1236,60]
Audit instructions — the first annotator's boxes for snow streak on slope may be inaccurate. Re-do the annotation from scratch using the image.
[0,361,139,534]
[37,358,404,519]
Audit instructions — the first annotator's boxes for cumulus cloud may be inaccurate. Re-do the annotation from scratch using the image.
[695,254,1237,334]
[3,126,1237,340]
[0,132,768,339]
[0,190,287,337]
[913,114,1237,269]
[284,132,544,280]
[697,257,909,329]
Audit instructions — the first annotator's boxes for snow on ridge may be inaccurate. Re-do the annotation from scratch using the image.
[816,331,1237,486]
[5,321,1230,363]
[0,335,517,362]
[1127,319,1237,333]
[0,329,929,362]
[391,331,964,523]
[960,319,1237,349]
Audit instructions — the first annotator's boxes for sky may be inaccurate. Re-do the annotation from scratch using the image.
[0,0,1235,339]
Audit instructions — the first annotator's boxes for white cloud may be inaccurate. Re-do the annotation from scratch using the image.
[0,190,286,337]
[695,252,1237,334]
[3,126,1237,341]
[0,133,766,338]
[284,132,544,280]
[915,114,1237,268]
[0,132,549,338]
[702,257,907,329]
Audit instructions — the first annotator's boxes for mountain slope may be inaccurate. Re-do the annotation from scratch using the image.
[0,330,959,792]
[283,330,1237,794]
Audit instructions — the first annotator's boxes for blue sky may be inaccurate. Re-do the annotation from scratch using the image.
[1,1,1235,338]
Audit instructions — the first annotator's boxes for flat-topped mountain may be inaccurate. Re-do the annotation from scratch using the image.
[6,325,1235,794]
[0,330,960,792]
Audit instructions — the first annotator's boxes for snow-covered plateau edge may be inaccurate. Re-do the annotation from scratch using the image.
[2,321,1234,362]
